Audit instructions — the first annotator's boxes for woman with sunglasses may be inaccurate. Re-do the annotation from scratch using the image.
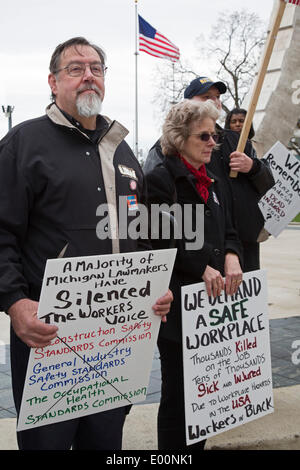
[146,99,243,450]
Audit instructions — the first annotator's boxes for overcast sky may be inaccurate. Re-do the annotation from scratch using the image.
[0,0,275,155]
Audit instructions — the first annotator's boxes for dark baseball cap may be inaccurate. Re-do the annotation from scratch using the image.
[184,77,227,99]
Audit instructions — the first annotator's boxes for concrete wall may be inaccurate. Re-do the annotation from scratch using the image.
[243,0,300,157]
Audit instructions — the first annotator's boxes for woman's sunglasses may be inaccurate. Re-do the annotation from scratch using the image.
[190,132,219,143]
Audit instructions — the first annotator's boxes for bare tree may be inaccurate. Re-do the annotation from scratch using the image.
[151,59,198,126]
[152,9,266,122]
[196,9,267,112]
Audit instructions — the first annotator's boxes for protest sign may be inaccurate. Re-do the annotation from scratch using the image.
[259,141,300,237]
[181,269,273,446]
[17,248,176,431]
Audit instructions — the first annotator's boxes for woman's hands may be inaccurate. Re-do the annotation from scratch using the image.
[202,254,242,298]
[224,253,243,296]
[202,265,224,298]
[229,151,253,173]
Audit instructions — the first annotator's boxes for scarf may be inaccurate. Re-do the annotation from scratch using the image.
[179,155,212,203]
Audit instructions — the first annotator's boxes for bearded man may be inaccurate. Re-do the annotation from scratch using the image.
[0,37,172,450]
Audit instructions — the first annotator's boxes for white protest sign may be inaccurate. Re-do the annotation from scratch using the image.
[17,248,176,431]
[259,141,300,237]
[182,270,273,446]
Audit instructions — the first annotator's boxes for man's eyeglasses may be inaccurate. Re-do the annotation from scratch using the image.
[54,62,108,77]
[190,132,219,143]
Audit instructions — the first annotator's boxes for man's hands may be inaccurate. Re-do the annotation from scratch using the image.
[8,299,58,348]
[152,289,173,323]
[202,254,242,298]
[229,151,253,174]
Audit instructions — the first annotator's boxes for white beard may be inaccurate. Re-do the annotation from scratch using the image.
[76,86,103,117]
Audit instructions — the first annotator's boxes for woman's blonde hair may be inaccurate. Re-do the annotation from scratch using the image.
[161,99,220,156]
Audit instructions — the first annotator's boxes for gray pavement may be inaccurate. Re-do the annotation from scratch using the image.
[0,227,299,450]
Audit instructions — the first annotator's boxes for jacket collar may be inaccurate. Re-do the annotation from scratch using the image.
[45,103,129,144]
[163,153,191,180]
[163,153,219,184]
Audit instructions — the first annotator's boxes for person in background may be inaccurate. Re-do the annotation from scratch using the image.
[144,76,275,271]
[0,36,173,451]
[146,99,243,450]
[143,76,225,175]
[225,107,255,140]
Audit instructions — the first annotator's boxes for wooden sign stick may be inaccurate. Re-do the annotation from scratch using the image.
[230,0,287,178]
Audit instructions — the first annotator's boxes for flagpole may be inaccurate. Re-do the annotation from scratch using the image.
[134,0,139,159]
[172,63,175,104]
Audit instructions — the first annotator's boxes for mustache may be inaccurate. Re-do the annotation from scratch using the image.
[77,84,103,98]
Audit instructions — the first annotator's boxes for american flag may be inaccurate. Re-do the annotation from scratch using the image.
[138,15,180,62]
[283,0,300,5]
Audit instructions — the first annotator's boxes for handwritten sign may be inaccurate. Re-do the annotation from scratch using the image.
[181,270,273,445]
[17,249,176,431]
[259,141,300,237]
